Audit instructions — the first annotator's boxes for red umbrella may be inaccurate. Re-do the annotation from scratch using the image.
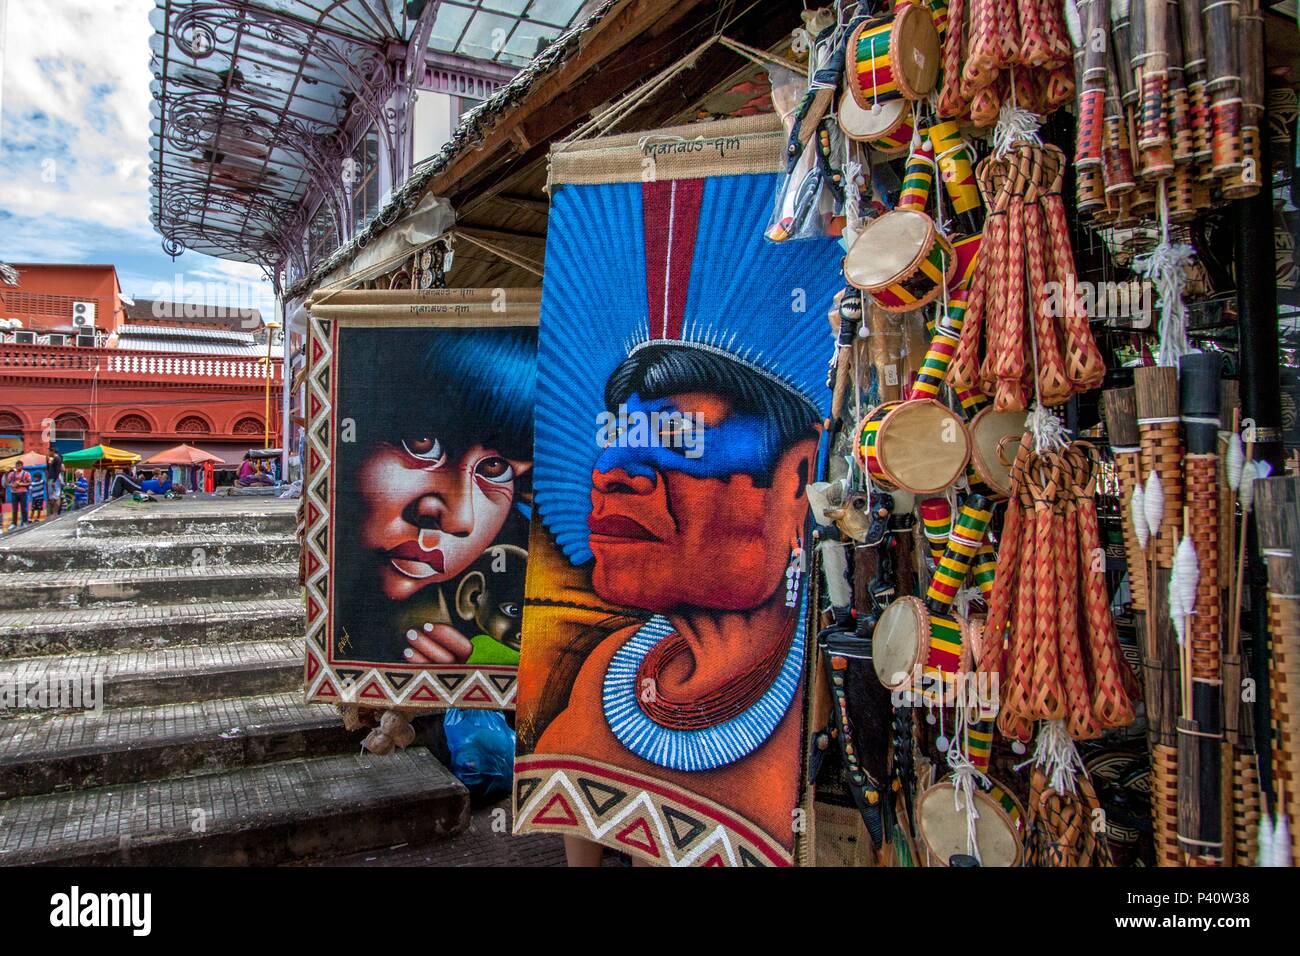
[143,443,226,466]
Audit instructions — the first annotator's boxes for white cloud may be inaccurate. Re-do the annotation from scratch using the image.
[0,0,156,237]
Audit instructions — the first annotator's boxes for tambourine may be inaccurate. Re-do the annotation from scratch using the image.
[965,407,1028,500]
[917,778,1025,866]
[871,596,974,692]
[856,397,971,495]
[846,5,940,111]
[844,209,955,312]
[838,91,914,154]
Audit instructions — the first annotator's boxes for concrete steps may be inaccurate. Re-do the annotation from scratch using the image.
[0,749,467,866]
[0,692,360,799]
[0,599,305,656]
[0,533,299,573]
[0,637,302,712]
[0,498,470,864]
[0,563,299,610]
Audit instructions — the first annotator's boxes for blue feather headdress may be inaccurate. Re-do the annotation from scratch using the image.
[535,170,845,565]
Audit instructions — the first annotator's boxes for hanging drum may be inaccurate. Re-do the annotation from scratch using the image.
[870,597,975,692]
[838,91,914,155]
[856,397,971,495]
[844,209,955,312]
[846,5,941,110]
[965,407,1028,500]
[917,778,1025,866]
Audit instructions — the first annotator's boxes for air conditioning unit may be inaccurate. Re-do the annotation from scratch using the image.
[72,301,97,329]
[45,334,69,347]
[12,330,36,345]
[76,334,97,348]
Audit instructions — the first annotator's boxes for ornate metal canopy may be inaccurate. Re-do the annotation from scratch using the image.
[149,0,432,282]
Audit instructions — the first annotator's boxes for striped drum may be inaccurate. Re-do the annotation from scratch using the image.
[847,5,940,111]
[855,397,971,495]
[844,208,955,312]
[838,92,914,155]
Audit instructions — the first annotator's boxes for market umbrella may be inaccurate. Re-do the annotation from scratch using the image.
[143,443,224,466]
[61,444,141,467]
[0,451,50,471]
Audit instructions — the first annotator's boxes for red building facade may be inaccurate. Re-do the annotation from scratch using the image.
[0,264,282,466]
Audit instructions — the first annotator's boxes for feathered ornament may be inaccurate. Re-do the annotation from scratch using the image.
[1168,572,1187,643]
[1259,807,1276,866]
[1273,810,1292,868]
[1143,471,1165,541]
[1226,432,1245,492]
[1131,484,1150,551]
[1239,460,1258,515]
[1174,535,1199,622]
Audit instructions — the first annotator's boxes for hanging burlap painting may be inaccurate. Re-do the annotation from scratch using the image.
[512,115,845,865]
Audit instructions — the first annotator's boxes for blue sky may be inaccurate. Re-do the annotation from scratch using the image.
[0,0,277,314]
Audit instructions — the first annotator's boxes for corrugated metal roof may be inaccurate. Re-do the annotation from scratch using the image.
[116,336,265,357]
[119,324,257,344]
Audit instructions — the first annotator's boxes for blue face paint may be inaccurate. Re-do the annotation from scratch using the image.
[593,393,784,482]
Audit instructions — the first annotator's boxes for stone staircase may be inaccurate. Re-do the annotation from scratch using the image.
[0,498,468,865]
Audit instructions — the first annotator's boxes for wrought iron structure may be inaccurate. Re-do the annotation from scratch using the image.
[149,0,591,290]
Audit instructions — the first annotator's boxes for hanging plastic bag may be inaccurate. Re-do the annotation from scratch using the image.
[443,707,515,800]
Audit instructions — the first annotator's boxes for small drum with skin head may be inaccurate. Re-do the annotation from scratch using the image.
[844,209,956,312]
[871,598,975,694]
[856,397,971,495]
[917,778,1025,866]
[838,92,913,154]
[965,407,1028,500]
[847,6,941,110]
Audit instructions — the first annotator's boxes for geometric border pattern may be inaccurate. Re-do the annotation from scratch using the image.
[513,754,793,866]
[301,313,516,710]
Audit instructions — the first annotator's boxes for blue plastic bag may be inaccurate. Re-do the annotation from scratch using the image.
[443,708,515,799]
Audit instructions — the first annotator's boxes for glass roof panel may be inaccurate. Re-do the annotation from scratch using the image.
[427,0,590,65]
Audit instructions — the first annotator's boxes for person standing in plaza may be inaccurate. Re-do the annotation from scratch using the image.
[10,465,31,528]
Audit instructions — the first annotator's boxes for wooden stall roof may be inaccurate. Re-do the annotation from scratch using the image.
[287,0,799,297]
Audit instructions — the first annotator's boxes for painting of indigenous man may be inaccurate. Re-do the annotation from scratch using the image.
[303,312,536,711]
[512,116,846,866]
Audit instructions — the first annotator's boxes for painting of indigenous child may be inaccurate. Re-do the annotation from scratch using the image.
[305,316,536,711]
[513,116,845,865]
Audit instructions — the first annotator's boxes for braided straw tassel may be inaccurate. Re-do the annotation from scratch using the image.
[1019,0,1053,67]
[1024,169,1073,405]
[1031,459,1066,720]
[1058,486,1103,739]
[1070,446,1136,728]
[963,0,1002,95]
[996,0,1021,68]
[938,0,972,117]
[995,152,1030,411]
[1039,145,1106,391]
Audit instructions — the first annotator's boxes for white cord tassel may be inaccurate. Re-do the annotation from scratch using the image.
[1239,460,1258,515]
[1174,535,1199,618]
[1226,432,1245,491]
[1026,403,1070,454]
[1259,808,1276,866]
[992,100,1042,159]
[1016,719,1084,795]
[1135,241,1196,368]
[1132,483,1149,551]
[1169,571,1187,643]
[1273,811,1292,867]
[1143,471,1165,542]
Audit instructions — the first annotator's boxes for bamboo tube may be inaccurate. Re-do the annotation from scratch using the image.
[1179,0,1212,163]
[1103,387,1148,611]
[1222,0,1264,197]
[1203,0,1243,175]
[1135,365,1184,570]
[1135,0,1174,178]
[1176,352,1224,865]
[1255,476,1300,866]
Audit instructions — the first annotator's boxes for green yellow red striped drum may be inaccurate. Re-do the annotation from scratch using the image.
[871,595,968,692]
[855,397,971,494]
[837,91,914,154]
[844,208,956,312]
[917,777,1025,866]
[847,5,941,111]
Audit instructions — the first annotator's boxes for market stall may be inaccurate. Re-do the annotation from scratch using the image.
[293,0,1299,868]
